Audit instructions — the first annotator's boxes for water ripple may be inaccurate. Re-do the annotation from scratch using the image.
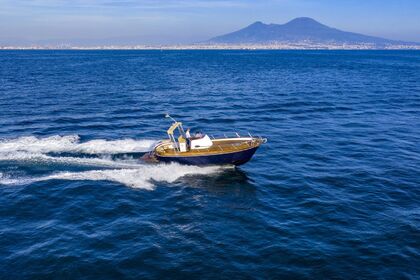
[0,50,419,279]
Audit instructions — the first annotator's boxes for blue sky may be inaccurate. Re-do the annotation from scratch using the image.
[1,0,419,45]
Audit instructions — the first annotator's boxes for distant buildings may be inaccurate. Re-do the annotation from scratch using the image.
[1,42,419,50]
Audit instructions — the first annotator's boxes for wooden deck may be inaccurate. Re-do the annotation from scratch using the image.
[155,138,263,157]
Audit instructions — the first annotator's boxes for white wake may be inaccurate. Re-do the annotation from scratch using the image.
[0,135,155,155]
[0,163,226,190]
[0,151,141,168]
[0,135,229,189]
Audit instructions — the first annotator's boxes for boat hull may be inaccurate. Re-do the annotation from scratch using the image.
[155,146,259,166]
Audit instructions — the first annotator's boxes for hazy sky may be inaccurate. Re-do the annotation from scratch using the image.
[1,0,420,45]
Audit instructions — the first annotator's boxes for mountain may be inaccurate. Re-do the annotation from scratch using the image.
[207,17,413,46]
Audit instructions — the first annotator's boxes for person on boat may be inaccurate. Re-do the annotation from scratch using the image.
[185,128,191,149]
[185,128,191,139]
[195,131,203,138]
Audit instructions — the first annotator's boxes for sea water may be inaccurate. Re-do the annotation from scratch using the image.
[0,50,419,278]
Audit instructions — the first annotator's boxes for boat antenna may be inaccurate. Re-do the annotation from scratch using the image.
[165,113,177,123]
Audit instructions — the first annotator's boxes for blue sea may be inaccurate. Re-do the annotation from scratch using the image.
[0,50,419,279]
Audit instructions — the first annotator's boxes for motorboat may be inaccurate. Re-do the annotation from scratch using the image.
[143,115,267,166]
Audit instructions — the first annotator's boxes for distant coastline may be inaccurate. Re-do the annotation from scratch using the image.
[3,17,420,51]
[1,43,420,50]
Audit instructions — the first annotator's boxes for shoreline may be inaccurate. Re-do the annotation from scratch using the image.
[1,44,420,51]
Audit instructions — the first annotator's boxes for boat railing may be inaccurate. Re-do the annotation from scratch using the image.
[160,135,266,156]
[211,132,249,139]
[210,132,267,143]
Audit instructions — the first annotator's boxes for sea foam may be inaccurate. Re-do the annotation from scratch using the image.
[0,135,227,189]
[0,163,225,190]
[0,135,156,155]
[0,151,141,168]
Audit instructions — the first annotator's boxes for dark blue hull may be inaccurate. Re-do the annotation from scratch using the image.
[155,146,259,166]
